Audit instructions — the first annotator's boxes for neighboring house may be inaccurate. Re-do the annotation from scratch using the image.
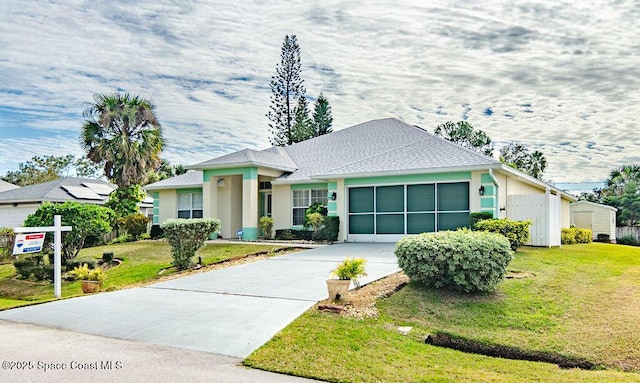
[0,178,118,228]
[146,118,576,245]
[570,201,617,242]
[0,180,19,193]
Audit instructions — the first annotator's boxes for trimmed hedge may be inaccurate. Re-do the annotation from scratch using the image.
[317,216,340,242]
[469,211,494,228]
[473,219,531,251]
[275,229,314,241]
[561,228,593,244]
[161,218,222,270]
[617,235,639,246]
[395,229,513,293]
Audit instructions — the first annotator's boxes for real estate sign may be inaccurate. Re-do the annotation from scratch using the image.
[12,233,46,255]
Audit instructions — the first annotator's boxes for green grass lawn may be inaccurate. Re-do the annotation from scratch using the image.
[245,243,640,382]
[0,241,285,310]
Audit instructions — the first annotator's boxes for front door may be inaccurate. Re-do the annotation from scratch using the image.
[264,192,272,217]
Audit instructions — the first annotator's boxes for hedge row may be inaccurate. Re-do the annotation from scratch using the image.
[561,228,593,244]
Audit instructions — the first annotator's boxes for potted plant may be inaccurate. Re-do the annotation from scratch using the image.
[70,263,105,294]
[326,257,367,301]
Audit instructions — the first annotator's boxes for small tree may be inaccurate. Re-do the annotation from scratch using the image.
[161,218,221,270]
[259,216,274,239]
[307,212,324,239]
[312,93,333,137]
[106,185,146,218]
[23,202,114,262]
[434,121,493,157]
[290,95,314,142]
[499,143,547,180]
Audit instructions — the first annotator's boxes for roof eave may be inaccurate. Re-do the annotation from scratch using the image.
[496,164,578,202]
[188,161,297,173]
[144,184,203,191]
[310,164,500,181]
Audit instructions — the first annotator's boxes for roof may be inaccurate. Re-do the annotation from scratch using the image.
[570,200,617,211]
[144,171,204,191]
[0,180,19,193]
[189,147,297,172]
[0,178,115,205]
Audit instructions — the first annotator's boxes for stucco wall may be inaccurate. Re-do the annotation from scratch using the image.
[216,175,242,238]
[158,190,177,224]
[271,184,291,230]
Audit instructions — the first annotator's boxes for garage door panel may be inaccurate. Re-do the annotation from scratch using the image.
[438,212,470,231]
[349,214,374,234]
[407,213,435,234]
[376,185,404,213]
[349,187,373,213]
[376,214,404,234]
[407,184,435,212]
[437,183,469,211]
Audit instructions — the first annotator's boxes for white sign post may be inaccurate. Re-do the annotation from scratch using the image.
[14,215,72,298]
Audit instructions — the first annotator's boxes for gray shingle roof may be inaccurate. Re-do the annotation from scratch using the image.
[144,171,204,190]
[190,147,297,172]
[0,180,19,193]
[279,118,500,181]
[0,178,115,204]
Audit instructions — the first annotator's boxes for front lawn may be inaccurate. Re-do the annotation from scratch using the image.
[0,241,285,310]
[245,243,640,382]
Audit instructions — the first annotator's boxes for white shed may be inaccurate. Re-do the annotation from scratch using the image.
[570,201,617,242]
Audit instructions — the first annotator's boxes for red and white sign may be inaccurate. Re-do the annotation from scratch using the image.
[13,233,46,255]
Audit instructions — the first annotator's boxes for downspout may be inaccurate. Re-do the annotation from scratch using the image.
[488,169,499,218]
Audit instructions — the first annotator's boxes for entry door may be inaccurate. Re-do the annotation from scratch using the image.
[264,192,272,217]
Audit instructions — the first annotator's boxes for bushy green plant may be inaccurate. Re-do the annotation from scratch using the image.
[331,257,367,285]
[275,229,313,241]
[317,216,340,242]
[13,255,54,282]
[469,211,494,228]
[23,201,114,262]
[307,212,324,239]
[259,216,274,239]
[561,227,592,244]
[617,235,639,246]
[161,218,221,270]
[0,227,15,260]
[110,234,132,244]
[304,202,327,228]
[395,229,513,293]
[118,213,150,240]
[102,252,114,263]
[69,263,105,281]
[150,224,164,239]
[473,218,532,251]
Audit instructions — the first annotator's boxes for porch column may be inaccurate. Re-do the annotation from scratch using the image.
[242,168,259,240]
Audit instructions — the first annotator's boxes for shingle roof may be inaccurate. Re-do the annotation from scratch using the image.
[0,180,19,193]
[279,118,500,181]
[0,178,115,204]
[190,147,297,172]
[144,171,204,190]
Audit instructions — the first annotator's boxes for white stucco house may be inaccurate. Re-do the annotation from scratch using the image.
[145,118,576,245]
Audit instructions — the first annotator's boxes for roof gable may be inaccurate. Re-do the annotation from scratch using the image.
[144,171,204,190]
[0,178,115,204]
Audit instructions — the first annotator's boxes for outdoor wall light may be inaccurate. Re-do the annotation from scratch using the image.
[330,192,337,201]
[478,186,485,196]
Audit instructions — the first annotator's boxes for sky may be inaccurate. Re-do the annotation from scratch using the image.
[1,0,638,185]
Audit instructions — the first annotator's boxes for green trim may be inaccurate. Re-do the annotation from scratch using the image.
[241,227,259,241]
[327,201,338,211]
[327,181,338,190]
[152,207,159,215]
[176,188,203,194]
[345,172,471,186]
[152,193,159,207]
[153,216,159,224]
[481,173,493,183]
[291,183,328,190]
[208,232,218,240]
[480,197,495,208]
[203,167,258,180]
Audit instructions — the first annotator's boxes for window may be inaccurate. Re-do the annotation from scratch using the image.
[292,189,328,226]
[177,192,203,219]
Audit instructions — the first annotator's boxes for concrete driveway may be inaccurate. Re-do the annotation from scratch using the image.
[0,243,399,359]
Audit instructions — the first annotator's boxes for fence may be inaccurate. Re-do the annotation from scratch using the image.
[616,226,640,242]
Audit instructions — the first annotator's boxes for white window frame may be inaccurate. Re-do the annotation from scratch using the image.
[292,188,328,226]
[177,192,203,219]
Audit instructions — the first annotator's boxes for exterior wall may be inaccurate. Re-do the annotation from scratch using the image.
[272,184,291,230]
[560,198,571,228]
[0,204,40,228]
[215,175,242,239]
[570,202,617,240]
[157,190,177,225]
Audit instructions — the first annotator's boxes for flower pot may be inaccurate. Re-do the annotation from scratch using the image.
[81,280,102,294]
[326,279,351,301]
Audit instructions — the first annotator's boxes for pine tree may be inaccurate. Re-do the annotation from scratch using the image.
[267,35,306,146]
[290,96,314,142]
[312,93,333,137]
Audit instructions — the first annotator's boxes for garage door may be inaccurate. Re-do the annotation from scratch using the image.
[347,182,470,242]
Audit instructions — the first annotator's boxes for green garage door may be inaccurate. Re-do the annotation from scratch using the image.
[348,182,469,241]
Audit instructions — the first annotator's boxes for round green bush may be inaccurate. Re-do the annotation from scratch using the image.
[395,229,513,293]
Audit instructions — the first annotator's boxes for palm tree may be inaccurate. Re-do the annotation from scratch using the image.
[80,93,165,188]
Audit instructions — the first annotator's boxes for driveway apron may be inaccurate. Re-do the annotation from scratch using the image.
[0,243,399,358]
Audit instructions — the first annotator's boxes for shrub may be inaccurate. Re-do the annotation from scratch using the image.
[110,234,132,244]
[275,229,313,241]
[469,212,494,228]
[0,227,15,260]
[69,264,105,281]
[161,218,221,270]
[317,216,340,242]
[14,258,37,279]
[561,228,593,244]
[473,219,532,251]
[150,224,164,239]
[102,252,114,263]
[13,255,54,282]
[259,216,274,239]
[65,259,96,272]
[395,229,513,293]
[304,202,327,228]
[118,213,150,241]
[23,201,114,262]
[617,235,639,246]
[307,212,324,239]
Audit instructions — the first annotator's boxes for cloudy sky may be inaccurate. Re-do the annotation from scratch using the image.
[1,0,638,184]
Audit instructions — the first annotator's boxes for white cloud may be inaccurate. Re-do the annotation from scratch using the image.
[0,0,639,183]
